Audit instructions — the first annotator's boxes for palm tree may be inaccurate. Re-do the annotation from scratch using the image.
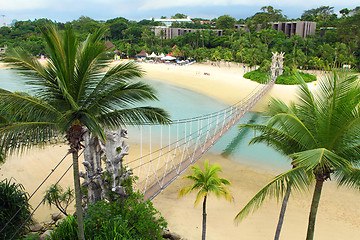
[235,71,360,240]
[178,159,231,240]
[0,24,170,240]
[235,99,310,240]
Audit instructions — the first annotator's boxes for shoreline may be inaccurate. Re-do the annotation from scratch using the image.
[1,62,360,239]
[137,61,314,112]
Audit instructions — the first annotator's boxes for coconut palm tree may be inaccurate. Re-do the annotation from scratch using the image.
[0,24,170,240]
[178,159,231,240]
[235,99,311,240]
[235,71,360,240]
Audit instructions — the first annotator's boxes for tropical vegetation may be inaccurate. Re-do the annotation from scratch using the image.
[0,23,170,240]
[235,71,360,240]
[0,178,32,240]
[243,67,317,85]
[0,6,359,72]
[178,160,232,240]
[50,190,167,240]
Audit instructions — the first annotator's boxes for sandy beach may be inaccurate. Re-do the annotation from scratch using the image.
[1,61,360,239]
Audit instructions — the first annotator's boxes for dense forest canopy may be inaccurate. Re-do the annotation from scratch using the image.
[0,5,359,70]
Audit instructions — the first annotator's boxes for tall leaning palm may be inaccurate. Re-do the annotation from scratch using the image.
[178,159,231,240]
[235,71,360,240]
[0,24,170,240]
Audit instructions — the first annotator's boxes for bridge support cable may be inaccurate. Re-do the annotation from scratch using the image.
[0,151,70,235]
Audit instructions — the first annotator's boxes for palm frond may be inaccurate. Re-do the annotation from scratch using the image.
[84,62,144,108]
[0,121,59,157]
[333,166,360,191]
[87,81,160,113]
[268,112,317,148]
[291,148,352,173]
[240,123,303,156]
[96,107,171,128]
[0,89,61,123]
[234,167,311,223]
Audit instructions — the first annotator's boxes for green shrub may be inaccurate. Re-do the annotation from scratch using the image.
[243,69,316,85]
[118,193,167,239]
[0,179,32,240]
[22,232,40,240]
[243,70,270,84]
[50,215,78,240]
[51,192,167,240]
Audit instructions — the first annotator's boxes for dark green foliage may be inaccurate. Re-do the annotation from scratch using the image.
[22,233,41,240]
[50,193,167,240]
[244,69,316,85]
[243,69,271,83]
[0,179,32,240]
[117,192,166,239]
[216,15,236,30]
[1,6,359,69]
[276,72,316,85]
[258,59,271,73]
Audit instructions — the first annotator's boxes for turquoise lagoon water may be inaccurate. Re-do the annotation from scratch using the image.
[0,69,290,171]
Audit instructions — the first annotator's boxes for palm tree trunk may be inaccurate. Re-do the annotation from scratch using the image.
[202,195,207,240]
[306,179,324,240]
[72,150,85,240]
[67,124,86,240]
[274,183,292,240]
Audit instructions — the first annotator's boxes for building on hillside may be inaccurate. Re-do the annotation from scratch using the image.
[153,16,192,27]
[234,21,316,38]
[199,20,213,25]
[152,26,223,39]
[153,21,316,40]
[234,24,247,31]
[270,21,316,38]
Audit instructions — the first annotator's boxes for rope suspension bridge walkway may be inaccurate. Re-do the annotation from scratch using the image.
[125,53,284,200]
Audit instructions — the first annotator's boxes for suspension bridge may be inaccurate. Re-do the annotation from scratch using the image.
[1,53,284,239]
[128,69,277,200]
[126,53,284,200]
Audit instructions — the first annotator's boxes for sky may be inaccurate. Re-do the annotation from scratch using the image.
[0,0,359,25]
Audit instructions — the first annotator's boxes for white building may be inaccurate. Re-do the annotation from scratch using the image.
[153,16,192,27]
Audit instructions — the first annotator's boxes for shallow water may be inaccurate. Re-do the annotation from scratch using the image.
[0,69,290,171]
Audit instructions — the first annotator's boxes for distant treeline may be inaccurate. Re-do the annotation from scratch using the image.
[0,6,359,70]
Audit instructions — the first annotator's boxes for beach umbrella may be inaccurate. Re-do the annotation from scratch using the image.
[161,56,176,61]
[149,52,157,58]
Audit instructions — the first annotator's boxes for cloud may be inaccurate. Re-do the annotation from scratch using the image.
[2,0,51,10]
[3,0,357,12]
[138,0,360,11]
[2,0,359,23]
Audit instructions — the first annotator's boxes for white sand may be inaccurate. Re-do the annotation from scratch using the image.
[1,61,360,239]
